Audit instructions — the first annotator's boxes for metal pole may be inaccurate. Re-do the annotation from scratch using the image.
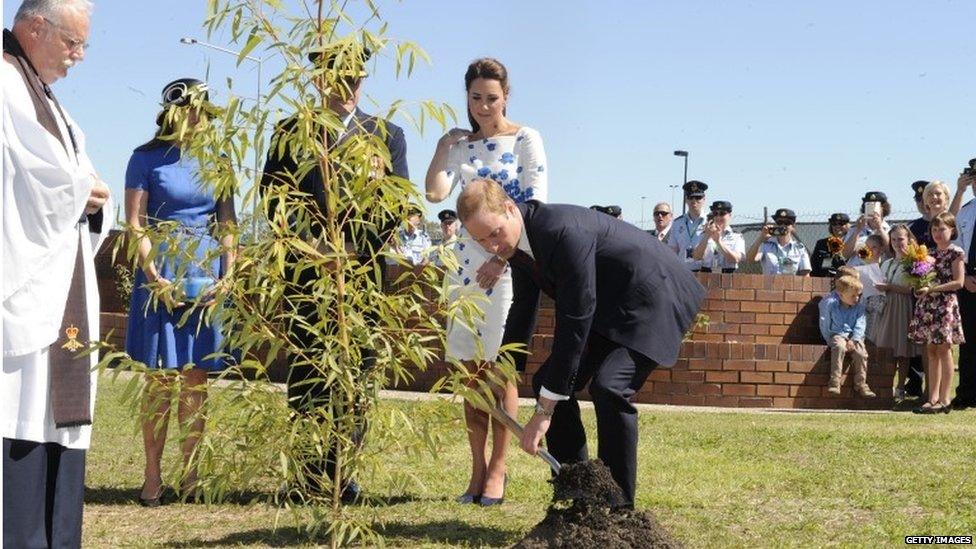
[640,196,647,229]
[180,37,264,239]
[253,58,263,240]
[682,156,689,216]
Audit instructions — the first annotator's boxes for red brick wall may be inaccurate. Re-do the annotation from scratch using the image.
[95,243,895,409]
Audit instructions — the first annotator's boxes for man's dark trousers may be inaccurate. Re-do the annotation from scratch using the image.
[3,438,86,549]
[532,332,656,508]
[284,264,371,495]
[956,289,976,405]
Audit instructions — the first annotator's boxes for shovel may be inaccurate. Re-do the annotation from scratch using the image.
[487,402,562,474]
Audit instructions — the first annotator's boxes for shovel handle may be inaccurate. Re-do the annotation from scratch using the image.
[488,403,562,474]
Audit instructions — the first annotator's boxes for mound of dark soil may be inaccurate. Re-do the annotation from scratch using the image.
[513,460,681,549]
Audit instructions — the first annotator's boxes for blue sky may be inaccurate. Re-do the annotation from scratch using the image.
[5,1,974,229]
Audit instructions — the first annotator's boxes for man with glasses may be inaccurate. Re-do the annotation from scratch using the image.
[811,213,851,277]
[692,201,745,273]
[648,202,673,243]
[670,180,709,271]
[747,208,811,276]
[3,1,111,546]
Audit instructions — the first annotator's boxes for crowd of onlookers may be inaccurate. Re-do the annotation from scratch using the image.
[605,166,976,414]
[394,160,976,415]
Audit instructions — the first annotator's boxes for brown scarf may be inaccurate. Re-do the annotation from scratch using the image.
[4,29,92,427]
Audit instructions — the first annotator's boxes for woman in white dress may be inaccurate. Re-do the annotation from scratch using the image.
[426,58,548,506]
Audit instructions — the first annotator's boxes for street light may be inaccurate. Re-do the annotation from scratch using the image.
[640,196,647,229]
[673,150,689,215]
[668,184,679,214]
[180,37,264,238]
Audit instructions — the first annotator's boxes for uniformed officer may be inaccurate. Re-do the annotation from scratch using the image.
[670,180,708,270]
[693,200,745,273]
[810,213,850,277]
[843,191,891,264]
[590,204,623,219]
[747,208,812,276]
[907,180,931,244]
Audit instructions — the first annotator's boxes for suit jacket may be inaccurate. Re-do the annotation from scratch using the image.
[502,201,706,396]
[259,107,408,253]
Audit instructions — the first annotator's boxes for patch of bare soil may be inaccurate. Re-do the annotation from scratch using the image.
[513,460,681,549]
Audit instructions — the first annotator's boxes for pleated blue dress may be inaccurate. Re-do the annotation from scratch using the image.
[124,144,226,371]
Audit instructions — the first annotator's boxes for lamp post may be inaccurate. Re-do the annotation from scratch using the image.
[640,195,647,229]
[180,37,264,238]
[673,150,689,215]
[668,184,679,214]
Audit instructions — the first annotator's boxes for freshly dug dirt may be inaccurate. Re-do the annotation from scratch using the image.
[513,460,681,549]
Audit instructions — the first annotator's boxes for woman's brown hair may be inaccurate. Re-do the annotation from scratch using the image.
[464,58,509,133]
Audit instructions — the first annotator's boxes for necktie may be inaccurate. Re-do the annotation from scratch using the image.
[511,249,554,297]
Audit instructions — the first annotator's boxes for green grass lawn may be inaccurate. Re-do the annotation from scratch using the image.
[84,375,976,548]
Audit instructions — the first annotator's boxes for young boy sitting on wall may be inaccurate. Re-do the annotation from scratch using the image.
[819,274,877,397]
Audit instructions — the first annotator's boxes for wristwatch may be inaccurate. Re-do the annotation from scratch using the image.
[534,402,554,417]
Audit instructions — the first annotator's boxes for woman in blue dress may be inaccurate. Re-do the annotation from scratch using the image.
[124,79,236,506]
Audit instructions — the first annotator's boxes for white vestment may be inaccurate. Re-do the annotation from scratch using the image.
[1,57,111,449]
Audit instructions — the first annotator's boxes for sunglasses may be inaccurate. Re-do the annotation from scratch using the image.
[652,211,671,217]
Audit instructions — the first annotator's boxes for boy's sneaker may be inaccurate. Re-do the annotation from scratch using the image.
[827,385,841,395]
[894,388,906,401]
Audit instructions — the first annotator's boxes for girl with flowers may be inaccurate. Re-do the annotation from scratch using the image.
[906,212,965,413]
[872,225,921,399]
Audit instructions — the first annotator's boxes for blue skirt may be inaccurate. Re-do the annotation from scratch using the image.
[124,232,227,371]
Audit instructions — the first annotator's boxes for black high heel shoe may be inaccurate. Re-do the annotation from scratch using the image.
[479,474,507,507]
[138,483,174,507]
[455,493,481,504]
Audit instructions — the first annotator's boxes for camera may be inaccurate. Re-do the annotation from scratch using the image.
[706,212,715,222]
[964,158,976,176]
[769,225,788,237]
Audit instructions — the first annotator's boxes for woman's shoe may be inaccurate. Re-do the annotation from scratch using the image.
[941,402,952,414]
[479,474,507,507]
[913,402,937,414]
[139,483,173,507]
[455,493,481,504]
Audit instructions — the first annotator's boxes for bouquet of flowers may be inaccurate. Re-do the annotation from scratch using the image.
[900,242,936,290]
[827,236,844,258]
[856,245,873,262]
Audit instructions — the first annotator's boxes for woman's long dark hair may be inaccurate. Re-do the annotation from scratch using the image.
[464,58,510,134]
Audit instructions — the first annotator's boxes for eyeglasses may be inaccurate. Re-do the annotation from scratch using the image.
[652,211,671,217]
[42,17,89,52]
[686,196,705,201]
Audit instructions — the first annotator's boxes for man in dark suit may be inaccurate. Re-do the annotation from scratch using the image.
[259,43,408,502]
[457,179,705,507]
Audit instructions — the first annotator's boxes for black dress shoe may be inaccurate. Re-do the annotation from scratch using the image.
[952,397,972,410]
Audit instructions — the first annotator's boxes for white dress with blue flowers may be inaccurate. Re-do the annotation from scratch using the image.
[444,126,548,361]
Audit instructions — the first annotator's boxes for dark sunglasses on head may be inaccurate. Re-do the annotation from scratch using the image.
[653,211,671,217]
